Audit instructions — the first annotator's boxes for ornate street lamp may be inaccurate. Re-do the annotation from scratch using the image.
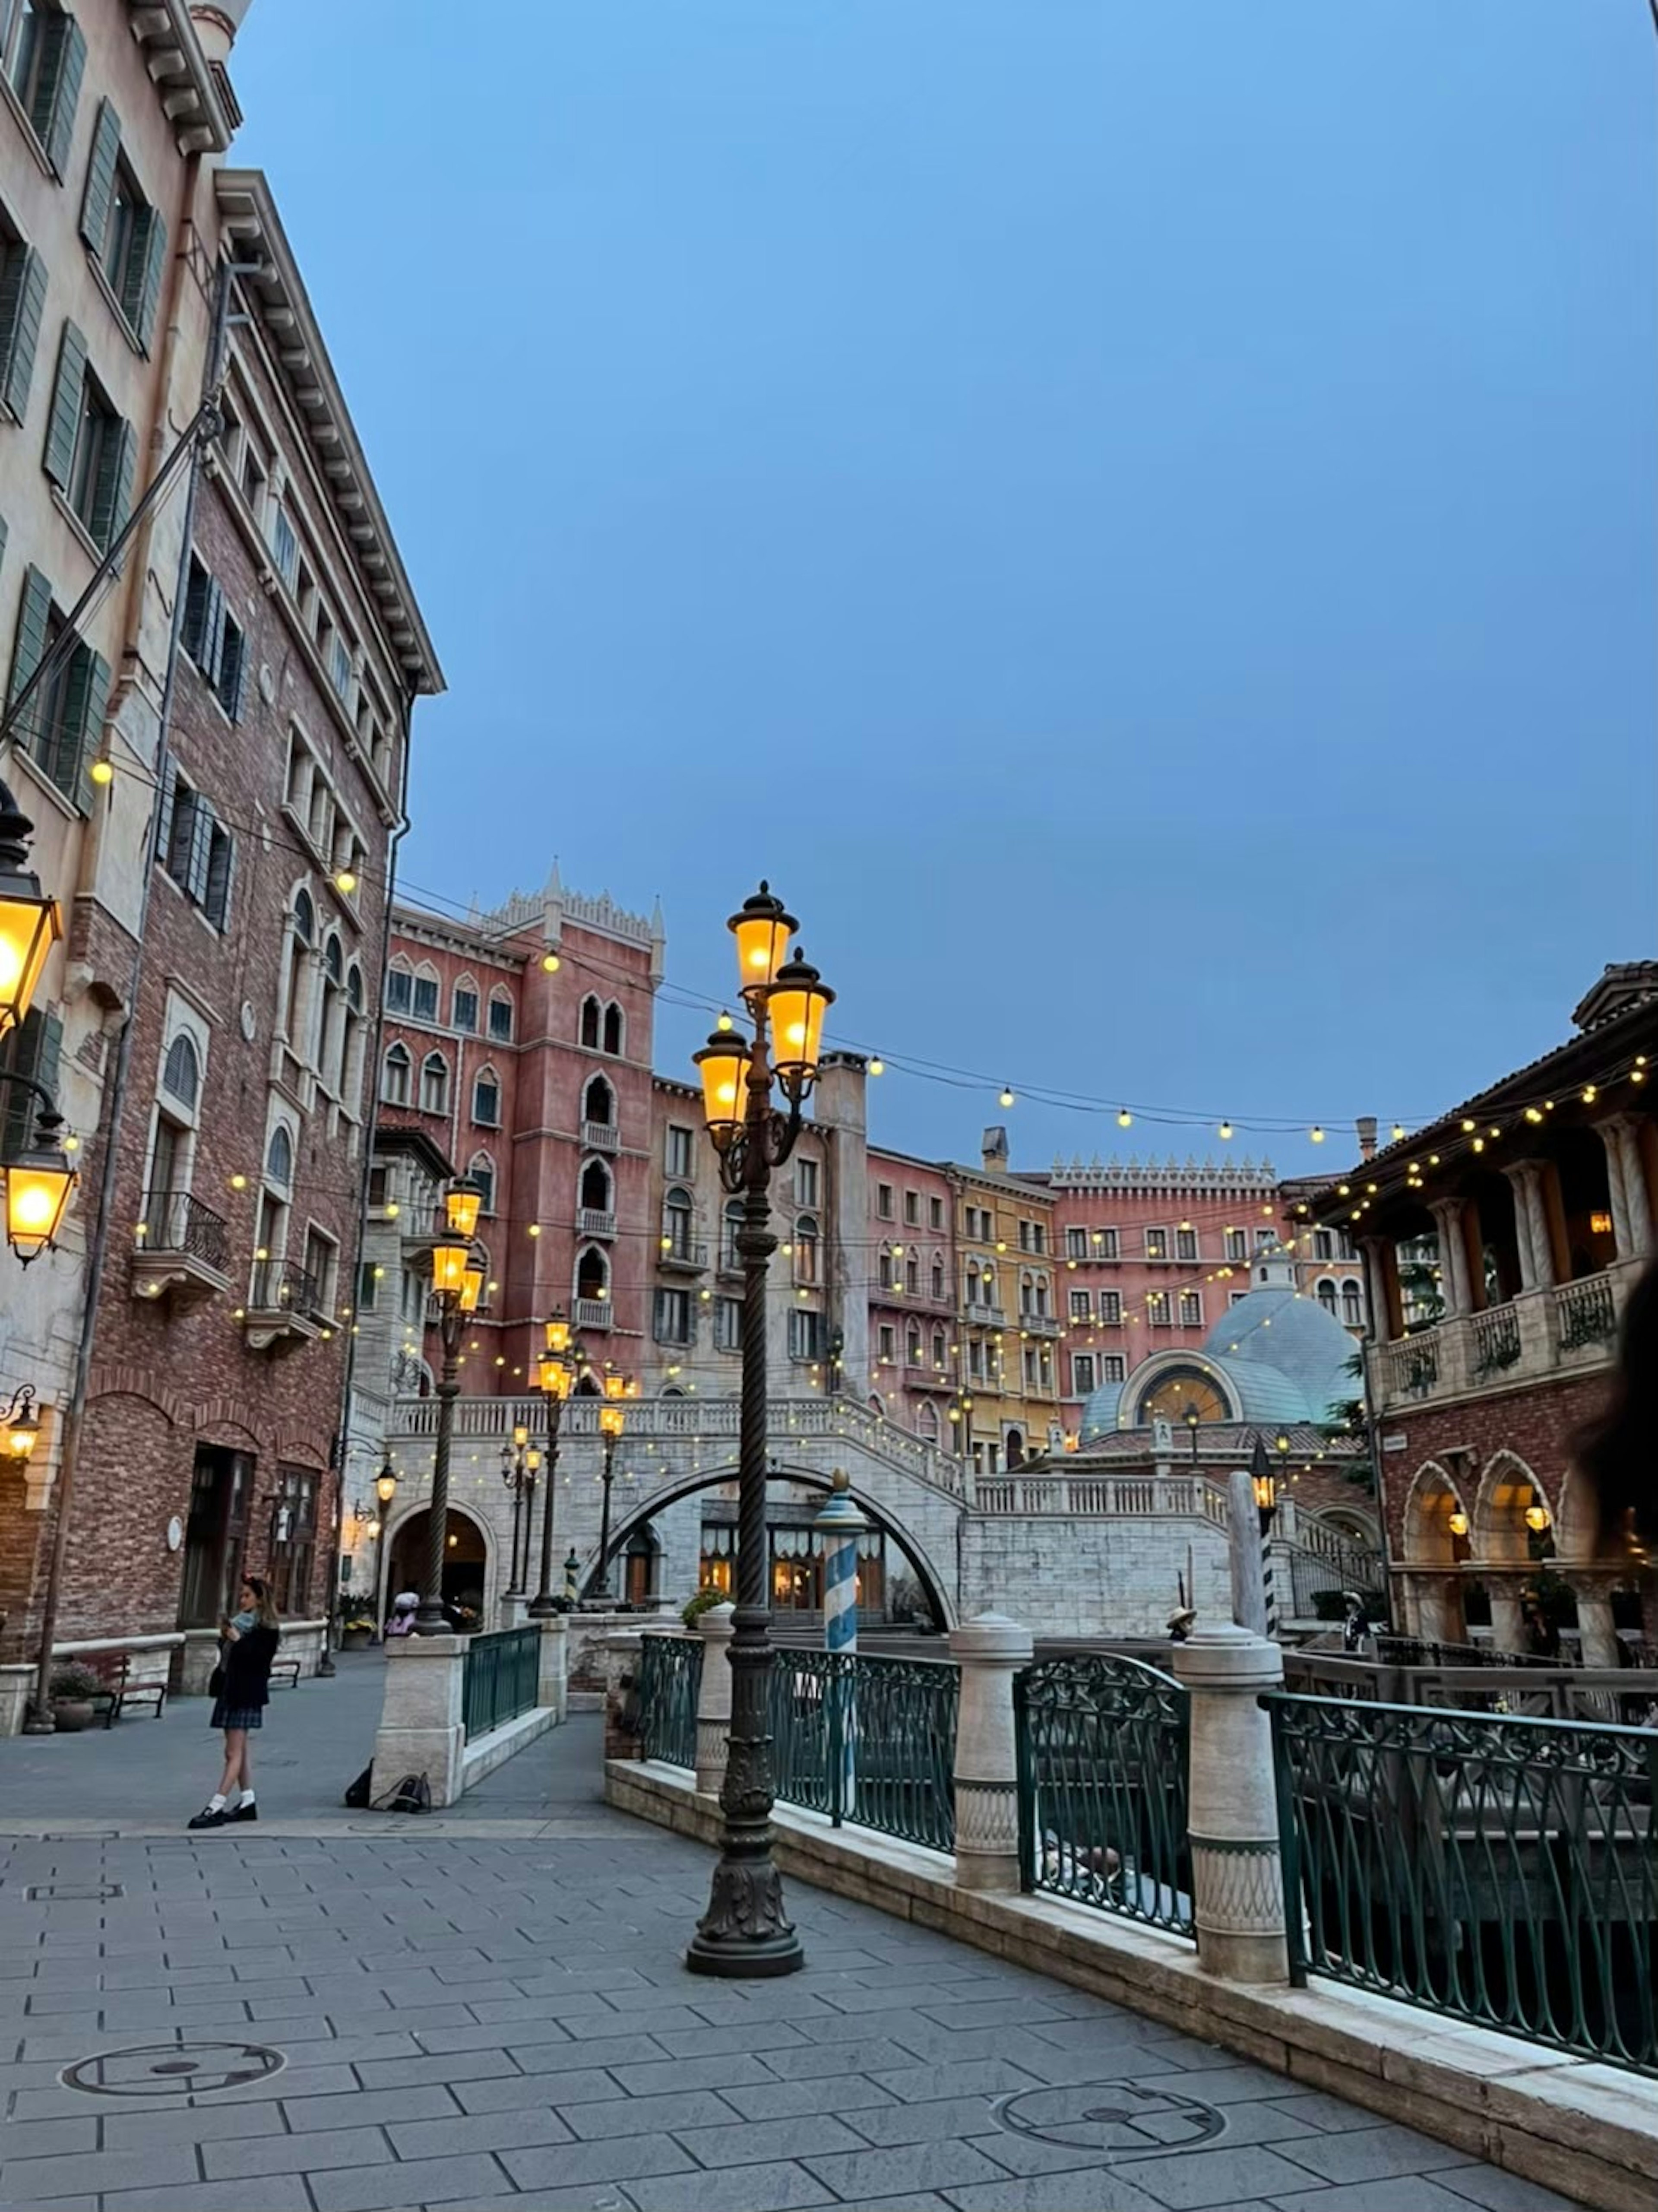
[3,1088,76,1264]
[592,1372,631,1602]
[0,781,60,1043]
[686,882,834,1979]
[2,1384,39,1461]
[414,1177,484,1636]
[528,1310,582,1616]
[500,1426,542,1595]
[375,1463,399,1512]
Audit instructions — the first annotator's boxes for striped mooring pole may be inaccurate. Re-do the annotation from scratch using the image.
[814,1469,867,1819]
[1251,1433,1280,1640]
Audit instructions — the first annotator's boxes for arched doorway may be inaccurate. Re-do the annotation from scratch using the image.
[385,1505,490,1633]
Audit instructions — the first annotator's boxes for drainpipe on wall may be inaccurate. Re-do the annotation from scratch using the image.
[25,248,233,1730]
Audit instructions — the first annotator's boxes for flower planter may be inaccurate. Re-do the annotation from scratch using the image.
[53,1700,95,1732]
[339,1629,375,1652]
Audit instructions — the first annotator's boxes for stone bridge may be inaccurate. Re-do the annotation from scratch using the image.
[380,1394,1238,1634]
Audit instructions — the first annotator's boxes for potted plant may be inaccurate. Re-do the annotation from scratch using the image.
[339,1610,377,1652]
[681,1585,729,1632]
[50,1663,104,1731]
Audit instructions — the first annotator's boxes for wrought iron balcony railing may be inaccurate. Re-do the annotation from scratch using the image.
[138,1188,229,1273]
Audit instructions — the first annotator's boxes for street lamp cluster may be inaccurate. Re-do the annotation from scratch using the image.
[687,884,834,1980]
[0,780,74,1266]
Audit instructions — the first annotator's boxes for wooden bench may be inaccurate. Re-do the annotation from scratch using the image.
[269,1659,301,1691]
[90,1655,166,1727]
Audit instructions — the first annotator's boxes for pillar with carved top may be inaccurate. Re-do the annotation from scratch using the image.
[1596,1118,1653,1261]
[1568,1571,1623,1670]
[1428,1199,1473,1316]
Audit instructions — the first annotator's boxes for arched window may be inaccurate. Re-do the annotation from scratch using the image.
[411,963,439,1022]
[966,1260,981,1303]
[323,935,343,986]
[794,1213,820,1285]
[916,1402,940,1443]
[1006,1428,1025,1469]
[931,1257,945,1301]
[382,1043,411,1105]
[487,991,513,1043]
[1316,1279,1338,1315]
[906,1327,921,1366]
[1034,1274,1050,1318]
[932,1329,946,1368]
[580,995,601,1049]
[1342,1280,1363,1327]
[420,1051,449,1113]
[582,1073,613,1127]
[385,956,411,1013]
[266,1124,293,1188]
[602,1001,623,1056]
[472,1067,500,1125]
[663,1184,694,1260]
[294,889,314,945]
[469,1154,496,1215]
[576,1245,608,1302]
[161,1034,199,1110]
[905,1253,919,1293]
[580,1157,613,1213]
[721,1198,744,1270]
[346,964,364,1014]
[451,975,479,1032]
[1020,1271,1035,1316]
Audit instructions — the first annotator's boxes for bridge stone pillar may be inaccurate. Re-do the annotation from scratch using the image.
[949,1612,1032,1893]
[1172,1625,1289,1986]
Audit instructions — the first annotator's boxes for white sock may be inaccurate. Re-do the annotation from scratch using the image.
[236,1788,254,1808]
[207,1793,227,1812]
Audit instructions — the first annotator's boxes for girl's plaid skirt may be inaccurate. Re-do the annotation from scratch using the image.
[210,1701,263,1730]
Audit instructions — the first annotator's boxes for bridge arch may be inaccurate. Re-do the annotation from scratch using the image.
[589,1458,958,1629]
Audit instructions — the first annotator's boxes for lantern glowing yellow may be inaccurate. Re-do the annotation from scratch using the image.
[766,951,834,1105]
[728,881,797,995]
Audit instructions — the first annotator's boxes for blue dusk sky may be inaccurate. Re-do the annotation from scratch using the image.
[234,1,1655,1176]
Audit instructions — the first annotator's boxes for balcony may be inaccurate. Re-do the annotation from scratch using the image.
[1017,1311,1061,1337]
[582,1120,618,1154]
[132,1189,232,1308]
[658,1237,708,1275]
[1369,1261,1636,1416]
[579,1208,616,1239]
[716,1244,742,1281]
[243,1261,323,1353]
[964,1300,1006,1326]
[575,1296,612,1331]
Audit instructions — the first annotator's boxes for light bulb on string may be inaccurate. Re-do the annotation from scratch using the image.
[999,1086,1015,1108]
[1310,1126,1325,1144]
[1218,1121,1232,1140]
[1117,1108,1132,1128]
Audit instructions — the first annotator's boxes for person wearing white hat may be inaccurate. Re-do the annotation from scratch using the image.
[383,1591,419,1639]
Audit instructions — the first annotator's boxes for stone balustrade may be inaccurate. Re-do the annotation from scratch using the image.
[1369,1258,1636,1415]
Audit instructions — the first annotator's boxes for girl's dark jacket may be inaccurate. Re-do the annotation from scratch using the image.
[222,1622,280,1709]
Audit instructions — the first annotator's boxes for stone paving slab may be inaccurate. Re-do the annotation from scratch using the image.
[0,1711,1582,2212]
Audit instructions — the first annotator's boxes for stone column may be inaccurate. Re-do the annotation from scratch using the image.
[1598,1119,1653,1261]
[694,1600,735,1798]
[537,1616,568,1723]
[949,1612,1033,1893]
[1429,1200,1471,1316]
[1360,1235,1402,1343]
[1501,1165,1541,1291]
[1415,1572,1463,1647]
[371,1634,465,1808]
[1171,1626,1289,1985]
[1487,1581,1526,1655]
[1569,1573,1623,1670]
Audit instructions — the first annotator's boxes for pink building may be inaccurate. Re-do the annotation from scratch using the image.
[866,1147,959,1444]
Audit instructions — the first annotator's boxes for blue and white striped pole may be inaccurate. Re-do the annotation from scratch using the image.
[814,1469,867,1821]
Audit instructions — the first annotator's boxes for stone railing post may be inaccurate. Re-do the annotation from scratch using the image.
[537,1616,568,1723]
[370,1635,465,1809]
[1171,1624,1289,1985]
[694,1600,735,1798]
[500,1591,529,1631]
[949,1611,1033,1893]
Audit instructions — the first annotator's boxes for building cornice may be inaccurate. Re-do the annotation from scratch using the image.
[213,171,445,697]
[126,2,231,154]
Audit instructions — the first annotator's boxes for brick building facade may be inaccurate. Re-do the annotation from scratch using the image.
[1,167,440,1686]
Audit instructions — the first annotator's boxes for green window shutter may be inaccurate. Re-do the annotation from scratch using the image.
[181,557,209,664]
[88,413,135,551]
[165,775,196,881]
[43,320,87,490]
[79,99,121,260]
[0,247,48,425]
[73,646,109,812]
[34,11,87,181]
[186,794,214,903]
[154,755,178,868]
[201,578,226,687]
[205,821,234,928]
[8,565,53,722]
[0,1007,59,1159]
[0,514,8,581]
[127,207,168,353]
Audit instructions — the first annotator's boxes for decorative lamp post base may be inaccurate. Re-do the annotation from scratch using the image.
[685,1857,804,1978]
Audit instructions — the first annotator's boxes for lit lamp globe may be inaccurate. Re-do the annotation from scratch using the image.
[0,783,60,1042]
[5,1133,76,1265]
[444,1176,483,1240]
[459,1255,487,1314]
[1251,1470,1277,1516]
[766,951,835,1105]
[544,1312,571,1356]
[603,1372,628,1403]
[537,1351,573,1399]
[694,1028,750,1151]
[5,1400,39,1460]
[431,1239,471,1300]
[375,1466,399,1508]
[599,1403,625,1440]
[728,881,797,996]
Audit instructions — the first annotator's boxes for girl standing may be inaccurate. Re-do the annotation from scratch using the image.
[190,1575,280,1829]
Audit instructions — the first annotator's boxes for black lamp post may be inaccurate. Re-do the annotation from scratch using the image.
[415,1176,484,1636]
[685,883,834,1979]
[528,1312,582,1617]
[1183,1405,1201,1466]
[592,1375,631,1602]
[500,1427,541,1594]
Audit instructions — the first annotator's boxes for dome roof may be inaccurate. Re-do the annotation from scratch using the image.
[1076,1251,1355,1445]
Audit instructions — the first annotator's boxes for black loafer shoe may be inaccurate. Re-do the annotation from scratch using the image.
[228,1803,257,1822]
[187,1807,228,1830]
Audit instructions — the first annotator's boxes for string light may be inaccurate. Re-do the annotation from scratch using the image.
[1218,1121,1232,1140]
[541,953,560,973]
[1117,1108,1132,1128]
[869,1055,884,1075]
[999,1087,1015,1108]
[1310,1126,1325,1144]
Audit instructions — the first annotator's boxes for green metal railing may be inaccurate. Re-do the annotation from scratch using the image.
[636,1633,702,1767]
[1015,1653,1193,1936]
[770,1649,958,1852]
[1271,1693,1658,2075]
[461,1624,541,1743]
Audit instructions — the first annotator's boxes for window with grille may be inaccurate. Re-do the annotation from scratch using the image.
[412,975,439,1022]
[472,1074,500,1125]
[269,1468,318,1618]
[1176,1228,1198,1262]
[1072,1353,1097,1395]
[489,995,513,1042]
[1094,1228,1118,1258]
[1103,1354,1126,1383]
[1145,1228,1168,1261]
[1100,1291,1122,1324]
[1065,1226,1087,1258]
[1225,1230,1247,1261]
[1069,1290,1090,1321]
[452,986,478,1032]
[1179,1291,1202,1326]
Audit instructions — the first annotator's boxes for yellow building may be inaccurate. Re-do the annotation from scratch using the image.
[946,1131,1060,1474]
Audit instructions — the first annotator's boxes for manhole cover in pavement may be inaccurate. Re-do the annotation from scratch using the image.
[61,2041,285,2098]
[25,1883,124,1900]
[997,2080,1226,2156]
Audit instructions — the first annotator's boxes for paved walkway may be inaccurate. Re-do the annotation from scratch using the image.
[0,1678,1574,2212]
